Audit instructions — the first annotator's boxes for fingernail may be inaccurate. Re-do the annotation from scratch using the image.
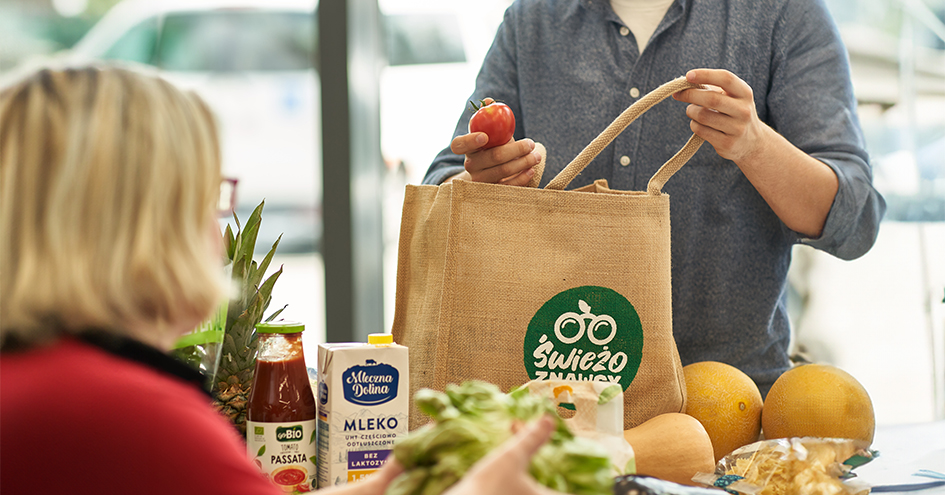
[476,133,487,145]
[526,139,535,150]
[530,150,541,164]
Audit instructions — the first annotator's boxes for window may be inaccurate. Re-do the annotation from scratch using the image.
[101,16,158,64]
[156,12,316,72]
[384,14,466,66]
[791,0,945,424]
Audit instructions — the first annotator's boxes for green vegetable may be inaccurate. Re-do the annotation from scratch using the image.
[386,381,613,495]
[597,384,622,405]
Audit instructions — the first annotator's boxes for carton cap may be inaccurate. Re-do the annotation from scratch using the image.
[368,333,393,345]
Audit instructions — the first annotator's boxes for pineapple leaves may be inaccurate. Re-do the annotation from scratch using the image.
[213,200,286,437]
[237,368,253,385]
[252,234,283,288]
[266,304,288,323]
[230,206,263,310]
[235,264,284,348]
[223,223,236,261]
[216,201,285,377]
[237,201,265,261]
[245,234,282,311]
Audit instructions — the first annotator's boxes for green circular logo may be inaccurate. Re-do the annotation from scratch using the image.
[523,286,643,390]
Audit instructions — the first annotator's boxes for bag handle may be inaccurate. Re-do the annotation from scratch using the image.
[543,76,705,195]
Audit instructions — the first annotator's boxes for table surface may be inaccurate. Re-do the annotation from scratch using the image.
[853,421,945,494]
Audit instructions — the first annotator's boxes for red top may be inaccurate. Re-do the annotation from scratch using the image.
[0,333,282,495]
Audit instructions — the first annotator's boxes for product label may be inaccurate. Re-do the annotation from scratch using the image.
[342,360,400,405]
[346,449,390,483]
[248,419,317,493]
[523,286,643,390]
[318,343,408,488]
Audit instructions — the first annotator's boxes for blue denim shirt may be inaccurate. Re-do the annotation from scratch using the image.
[422,0,885,394]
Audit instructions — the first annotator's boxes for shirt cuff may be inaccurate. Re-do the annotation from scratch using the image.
[422,165,466,185]
[796,155,868,256]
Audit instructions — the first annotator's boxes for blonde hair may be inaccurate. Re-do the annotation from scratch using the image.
[0,64,227,346]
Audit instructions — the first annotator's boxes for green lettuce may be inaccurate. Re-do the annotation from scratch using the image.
[386,381,613,495]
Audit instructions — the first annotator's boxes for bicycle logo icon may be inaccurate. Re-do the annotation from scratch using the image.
[554,299,617,346]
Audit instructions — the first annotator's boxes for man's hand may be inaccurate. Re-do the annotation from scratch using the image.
[674,68,839,238]
[447,134,542,186]
[673,69,770,163]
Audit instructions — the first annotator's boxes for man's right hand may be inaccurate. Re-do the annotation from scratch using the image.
[447,134,542,186]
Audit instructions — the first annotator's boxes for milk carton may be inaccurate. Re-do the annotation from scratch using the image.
[316,334,408,488]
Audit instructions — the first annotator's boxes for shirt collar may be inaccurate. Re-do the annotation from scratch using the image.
[77,330,213,398]
[579,0,619,19]
[579,0,687,21]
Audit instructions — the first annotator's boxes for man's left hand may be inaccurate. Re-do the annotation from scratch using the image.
[673,69,770,163]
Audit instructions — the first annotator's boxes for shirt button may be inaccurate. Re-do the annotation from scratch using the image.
[630,87,641,98]
[619,26,630,36]
[620,155,631,166]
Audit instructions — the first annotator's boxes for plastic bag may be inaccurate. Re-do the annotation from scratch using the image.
[170,300,228,390]
[523,379,636,476]
[694,437,874,495]
[615,474,732,495]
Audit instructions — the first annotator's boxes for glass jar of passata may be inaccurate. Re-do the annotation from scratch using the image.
[246,321,317,492]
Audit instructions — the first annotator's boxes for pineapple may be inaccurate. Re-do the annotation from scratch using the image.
[213,201,285,436]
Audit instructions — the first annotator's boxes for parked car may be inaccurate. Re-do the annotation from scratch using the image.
[64,0,511,252]
[67,0,321,253]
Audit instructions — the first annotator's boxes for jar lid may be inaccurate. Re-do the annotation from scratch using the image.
[256,320,305,334]
[367,333,393,345]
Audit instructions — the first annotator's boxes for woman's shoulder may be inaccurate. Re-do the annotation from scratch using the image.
[2,336,211,423]
[2,334,240,449]
[1,337,273,495]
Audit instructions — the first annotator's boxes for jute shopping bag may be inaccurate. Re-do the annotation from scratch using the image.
[392,77,705,430]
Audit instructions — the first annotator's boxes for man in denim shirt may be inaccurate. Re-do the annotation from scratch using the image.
[422,0,886,395]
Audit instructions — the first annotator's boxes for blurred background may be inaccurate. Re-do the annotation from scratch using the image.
[2,0,942,427]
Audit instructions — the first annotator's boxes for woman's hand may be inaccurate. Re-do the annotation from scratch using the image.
[319,415,566,495]
[443,415,568,495]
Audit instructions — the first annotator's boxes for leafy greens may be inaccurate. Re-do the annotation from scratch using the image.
[385,381,614,495]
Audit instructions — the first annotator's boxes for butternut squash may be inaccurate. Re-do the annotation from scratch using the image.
[623,413,715,486]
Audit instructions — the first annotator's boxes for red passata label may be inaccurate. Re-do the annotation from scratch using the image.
[273,467,306,486]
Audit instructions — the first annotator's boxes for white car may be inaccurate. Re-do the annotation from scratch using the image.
[67,0,321,253]
[65,0,511,252]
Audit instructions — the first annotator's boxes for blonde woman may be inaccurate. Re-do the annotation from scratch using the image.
[0,65,565,495]
[0,64,281,494]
